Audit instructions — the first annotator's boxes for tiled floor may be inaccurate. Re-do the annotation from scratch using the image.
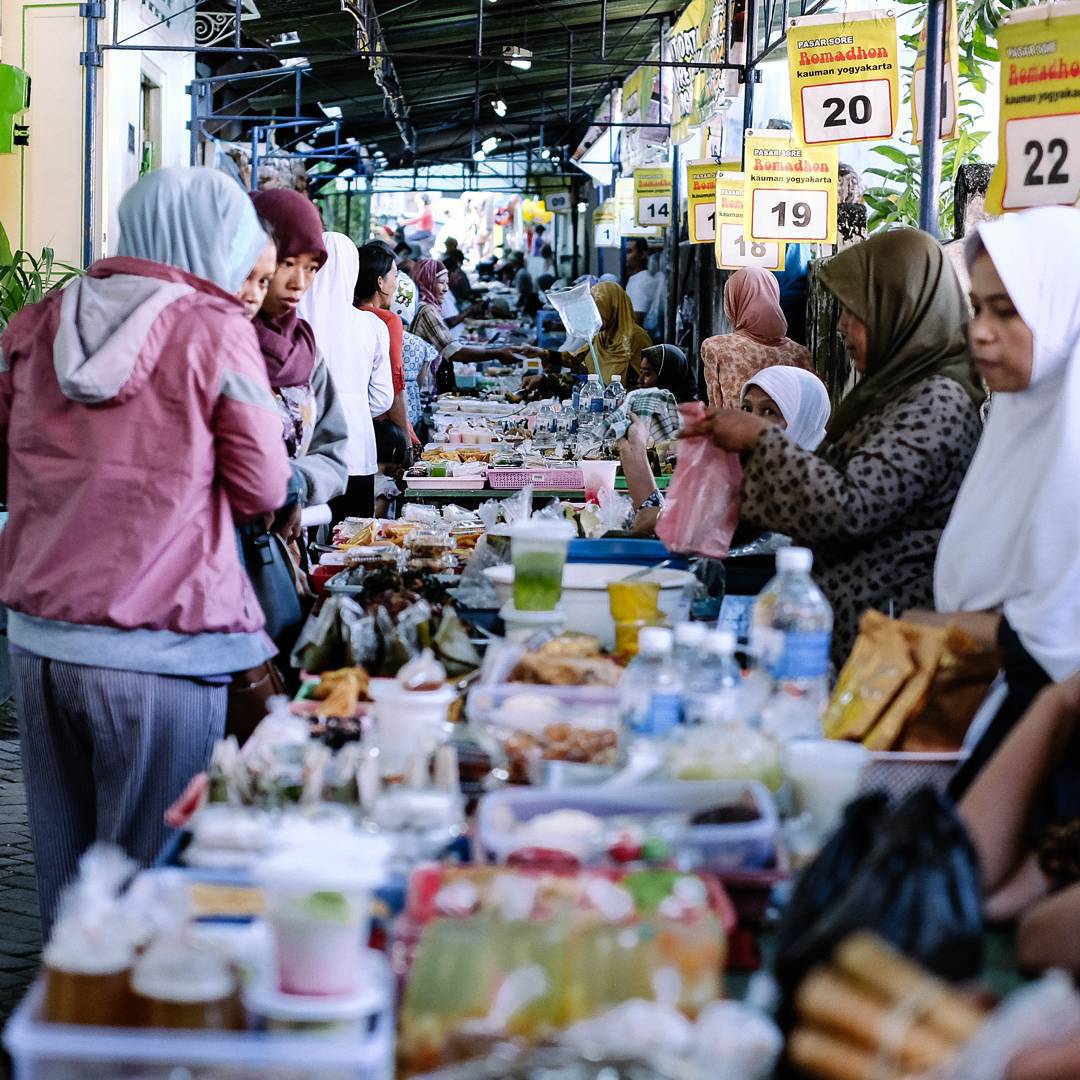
[0,701,40,1028]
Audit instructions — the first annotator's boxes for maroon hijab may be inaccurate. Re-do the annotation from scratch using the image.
[250,190,327,389]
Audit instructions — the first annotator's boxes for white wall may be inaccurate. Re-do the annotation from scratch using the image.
[100,0,194,255]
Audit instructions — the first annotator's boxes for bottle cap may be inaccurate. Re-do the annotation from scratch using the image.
[708,628,737,655]
[587,373,600,381]
[638,627,674,655]
[673,622,707,647]
[777,547,813,574]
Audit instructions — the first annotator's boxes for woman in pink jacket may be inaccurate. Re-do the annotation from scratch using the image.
[0,167,291,929]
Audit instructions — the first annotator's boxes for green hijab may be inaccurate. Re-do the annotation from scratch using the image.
[818,228,984,447]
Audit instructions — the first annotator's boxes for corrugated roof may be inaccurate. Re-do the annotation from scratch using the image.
[232,0,691,169]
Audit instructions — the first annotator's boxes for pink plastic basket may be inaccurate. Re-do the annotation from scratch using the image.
[486,467,585,490]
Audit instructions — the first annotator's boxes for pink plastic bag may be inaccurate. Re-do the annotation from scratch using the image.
[655,402,742,559]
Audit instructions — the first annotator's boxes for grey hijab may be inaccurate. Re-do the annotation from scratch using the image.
[116,166,266,294]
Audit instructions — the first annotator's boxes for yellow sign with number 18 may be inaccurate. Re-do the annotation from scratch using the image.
[714,172,786,271]
[985,2,1080,214]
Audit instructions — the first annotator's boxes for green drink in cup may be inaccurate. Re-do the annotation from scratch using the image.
[510,520,575,611]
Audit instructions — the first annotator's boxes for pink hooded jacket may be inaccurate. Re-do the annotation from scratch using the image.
[0,257,292,675]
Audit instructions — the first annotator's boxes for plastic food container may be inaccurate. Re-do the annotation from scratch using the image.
[476,780,779,871]
[4,973,395,1079]
[482,563,696,649]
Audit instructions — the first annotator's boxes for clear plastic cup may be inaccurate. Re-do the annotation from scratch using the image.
[510,520,576,612]
[784,739,870,843]
[580,460,619,503]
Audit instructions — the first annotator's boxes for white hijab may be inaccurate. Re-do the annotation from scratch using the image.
[298,231,394,475]
[935,206,1080,681]
[742,366,831,450]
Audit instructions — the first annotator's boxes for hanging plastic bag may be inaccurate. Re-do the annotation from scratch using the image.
[774,787,983,1029]
[655,402,742,559]
[546,280,602,363]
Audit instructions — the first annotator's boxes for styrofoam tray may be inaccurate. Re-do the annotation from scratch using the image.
[476,779,779,871]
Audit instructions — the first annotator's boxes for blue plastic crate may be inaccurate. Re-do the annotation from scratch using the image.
[566,537,689,569]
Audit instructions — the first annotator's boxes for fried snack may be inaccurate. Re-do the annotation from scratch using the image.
[861,623,948,752]
[823,612,914,742]
[833,933,985,1046]
[899,627,1001,753]
[187,883,265,920]
[508,653,623,687]
[796,969,956,1072]
[311,667,371,717]
[340,520,379,548]
[380,521,419,546]
[420,449,492,464]
[533,633,603,659]
[788,1027,904,1080]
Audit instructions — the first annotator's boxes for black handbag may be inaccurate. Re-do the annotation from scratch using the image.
[237,524,304,657]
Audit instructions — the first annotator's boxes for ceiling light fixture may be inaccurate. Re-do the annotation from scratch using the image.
[540,147,551,159]
[502,45,532,70]
[473,149,487,162]
[269,31,300,46]
[279,56,309,69]
[576,201,588,213]
[318,102,343,119]
[492,98,507,117]
[481,135,500,153]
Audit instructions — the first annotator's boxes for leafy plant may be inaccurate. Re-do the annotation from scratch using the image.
[0,248,83,334]
[863,0,1036,234]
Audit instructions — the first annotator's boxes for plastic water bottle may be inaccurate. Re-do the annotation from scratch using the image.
[682,628,744,726]
[672,622,708,685]
[621,627,683,737]
[533,399,556,448]
[751,547,832,741]
[577,373,604,445]
[604,374,626,414]
[555,400,575,445]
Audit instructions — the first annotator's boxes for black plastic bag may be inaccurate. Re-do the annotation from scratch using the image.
[775,786,983,1029]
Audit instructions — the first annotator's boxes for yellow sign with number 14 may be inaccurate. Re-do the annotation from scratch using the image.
[985,2,1080,213]
[714,173,786,271]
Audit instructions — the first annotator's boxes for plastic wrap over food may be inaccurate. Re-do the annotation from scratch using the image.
[944,972,1080,1080]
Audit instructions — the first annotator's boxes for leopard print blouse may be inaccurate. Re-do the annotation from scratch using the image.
[741,375,983,667]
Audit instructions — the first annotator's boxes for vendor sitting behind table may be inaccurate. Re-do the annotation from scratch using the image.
[531,281,652,386]
[625,344,698,445]
[620,367,831,536]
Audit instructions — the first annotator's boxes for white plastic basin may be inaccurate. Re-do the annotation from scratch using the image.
[482,563,696,649]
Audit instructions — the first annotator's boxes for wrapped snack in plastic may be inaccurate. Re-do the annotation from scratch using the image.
[42,845,137,1026]
[455,536,505,610]
[380,599,434,676]
[398,647,448,691]
[692,1001,782,1080]
[322,743,366,804]
[560,999,695,1063]
[207,737,240,804]
[434,607,482,676]
[945,972,1080,1080]
[302,743,332,803]
[500,485,535,528]
[291,595,360,672]
[403,503,442,526]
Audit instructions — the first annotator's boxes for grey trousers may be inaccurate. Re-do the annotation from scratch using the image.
[12,654,226,935]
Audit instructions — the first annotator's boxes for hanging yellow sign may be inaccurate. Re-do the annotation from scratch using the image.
[593,199,619,248]
[617,177,662,239]
[665,0,707,145]
[634,167,674,227]
[744,131,838,244]
[912,0,960,143]
[986,2,1080,213]
[787,11,901,146]
[715,172,786,270]
[687,162,718,244]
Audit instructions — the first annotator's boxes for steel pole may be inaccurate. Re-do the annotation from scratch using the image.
[666,142,680,344]
[918,0,946,235]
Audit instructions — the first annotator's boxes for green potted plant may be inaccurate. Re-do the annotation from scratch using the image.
[0,243,82,334]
